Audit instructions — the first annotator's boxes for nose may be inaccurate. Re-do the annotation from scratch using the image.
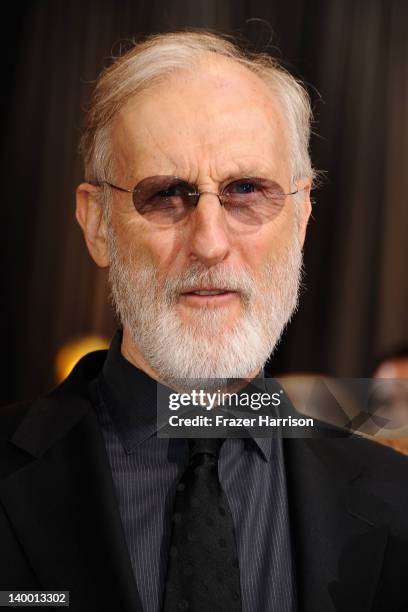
[188,192,231,267]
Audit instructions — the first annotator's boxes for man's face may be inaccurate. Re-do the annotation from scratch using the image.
[77,57,311,384]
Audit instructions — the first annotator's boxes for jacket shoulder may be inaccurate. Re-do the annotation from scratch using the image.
[0,349,108,475]
[320,435,408,520]
[0,400,34,442]
[340,434,408,475]
[0,400,37,476]
[309,434,408,482]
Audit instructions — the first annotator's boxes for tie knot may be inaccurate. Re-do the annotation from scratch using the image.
[188,438,224,461]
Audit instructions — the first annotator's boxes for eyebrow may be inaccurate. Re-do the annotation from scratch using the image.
[169,175,285,193]
[174,172,279,185]
[220,175,285,190]
[221,170,270,182]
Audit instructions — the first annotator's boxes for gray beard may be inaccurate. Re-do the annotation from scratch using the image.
[107,224,303,387]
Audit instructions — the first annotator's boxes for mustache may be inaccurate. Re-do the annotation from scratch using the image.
[162,264,257,305]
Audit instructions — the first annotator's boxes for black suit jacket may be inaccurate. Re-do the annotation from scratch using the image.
[1,350,408,612]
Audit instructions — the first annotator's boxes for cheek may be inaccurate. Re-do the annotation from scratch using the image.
[121,222,187,277]
[109,214,155,271]
[242,215,296,267]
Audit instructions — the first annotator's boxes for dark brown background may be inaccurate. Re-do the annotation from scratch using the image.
[2,0,407,404]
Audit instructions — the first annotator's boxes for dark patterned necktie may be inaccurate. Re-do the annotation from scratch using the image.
[162,438,242,612]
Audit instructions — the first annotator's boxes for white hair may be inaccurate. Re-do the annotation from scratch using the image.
[106,213,303,386]
[79,31,315,188]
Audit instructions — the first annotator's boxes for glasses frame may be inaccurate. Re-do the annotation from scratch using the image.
[99,176,299,206]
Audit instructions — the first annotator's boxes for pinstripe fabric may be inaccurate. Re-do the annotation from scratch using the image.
[89,332,296,612]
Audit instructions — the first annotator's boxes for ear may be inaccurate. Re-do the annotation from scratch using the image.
[75,183,109,268]
[296,178,312,248]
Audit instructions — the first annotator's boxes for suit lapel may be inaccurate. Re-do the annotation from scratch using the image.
[0,395,142,612]
[284,437,388,612]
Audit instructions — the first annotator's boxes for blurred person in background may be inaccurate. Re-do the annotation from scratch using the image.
[370,346,408,454]
[374,345,408,380]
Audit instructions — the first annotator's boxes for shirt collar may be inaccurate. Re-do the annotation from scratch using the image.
[98,328,273,461]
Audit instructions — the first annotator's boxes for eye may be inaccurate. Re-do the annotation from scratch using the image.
[156,183,186,198]
[225,179,259,195]
[131,176,196,225]
[143,181,193,210]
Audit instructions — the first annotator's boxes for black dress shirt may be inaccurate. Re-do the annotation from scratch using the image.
[89,330,296,612]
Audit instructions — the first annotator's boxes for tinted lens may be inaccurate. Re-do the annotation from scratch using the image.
[132,176,197,225]
[221,178,287,227]
[130,175,291,229]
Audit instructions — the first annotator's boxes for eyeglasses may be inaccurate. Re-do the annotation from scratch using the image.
[100,175,299,229]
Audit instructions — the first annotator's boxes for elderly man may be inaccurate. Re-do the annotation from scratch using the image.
[1,31,408,612]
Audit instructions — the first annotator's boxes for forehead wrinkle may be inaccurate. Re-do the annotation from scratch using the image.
[114,115,284,185]
[112,122,180,184]
[132,125,282,184]
[113,64,290,185]
[206,153,282,181]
